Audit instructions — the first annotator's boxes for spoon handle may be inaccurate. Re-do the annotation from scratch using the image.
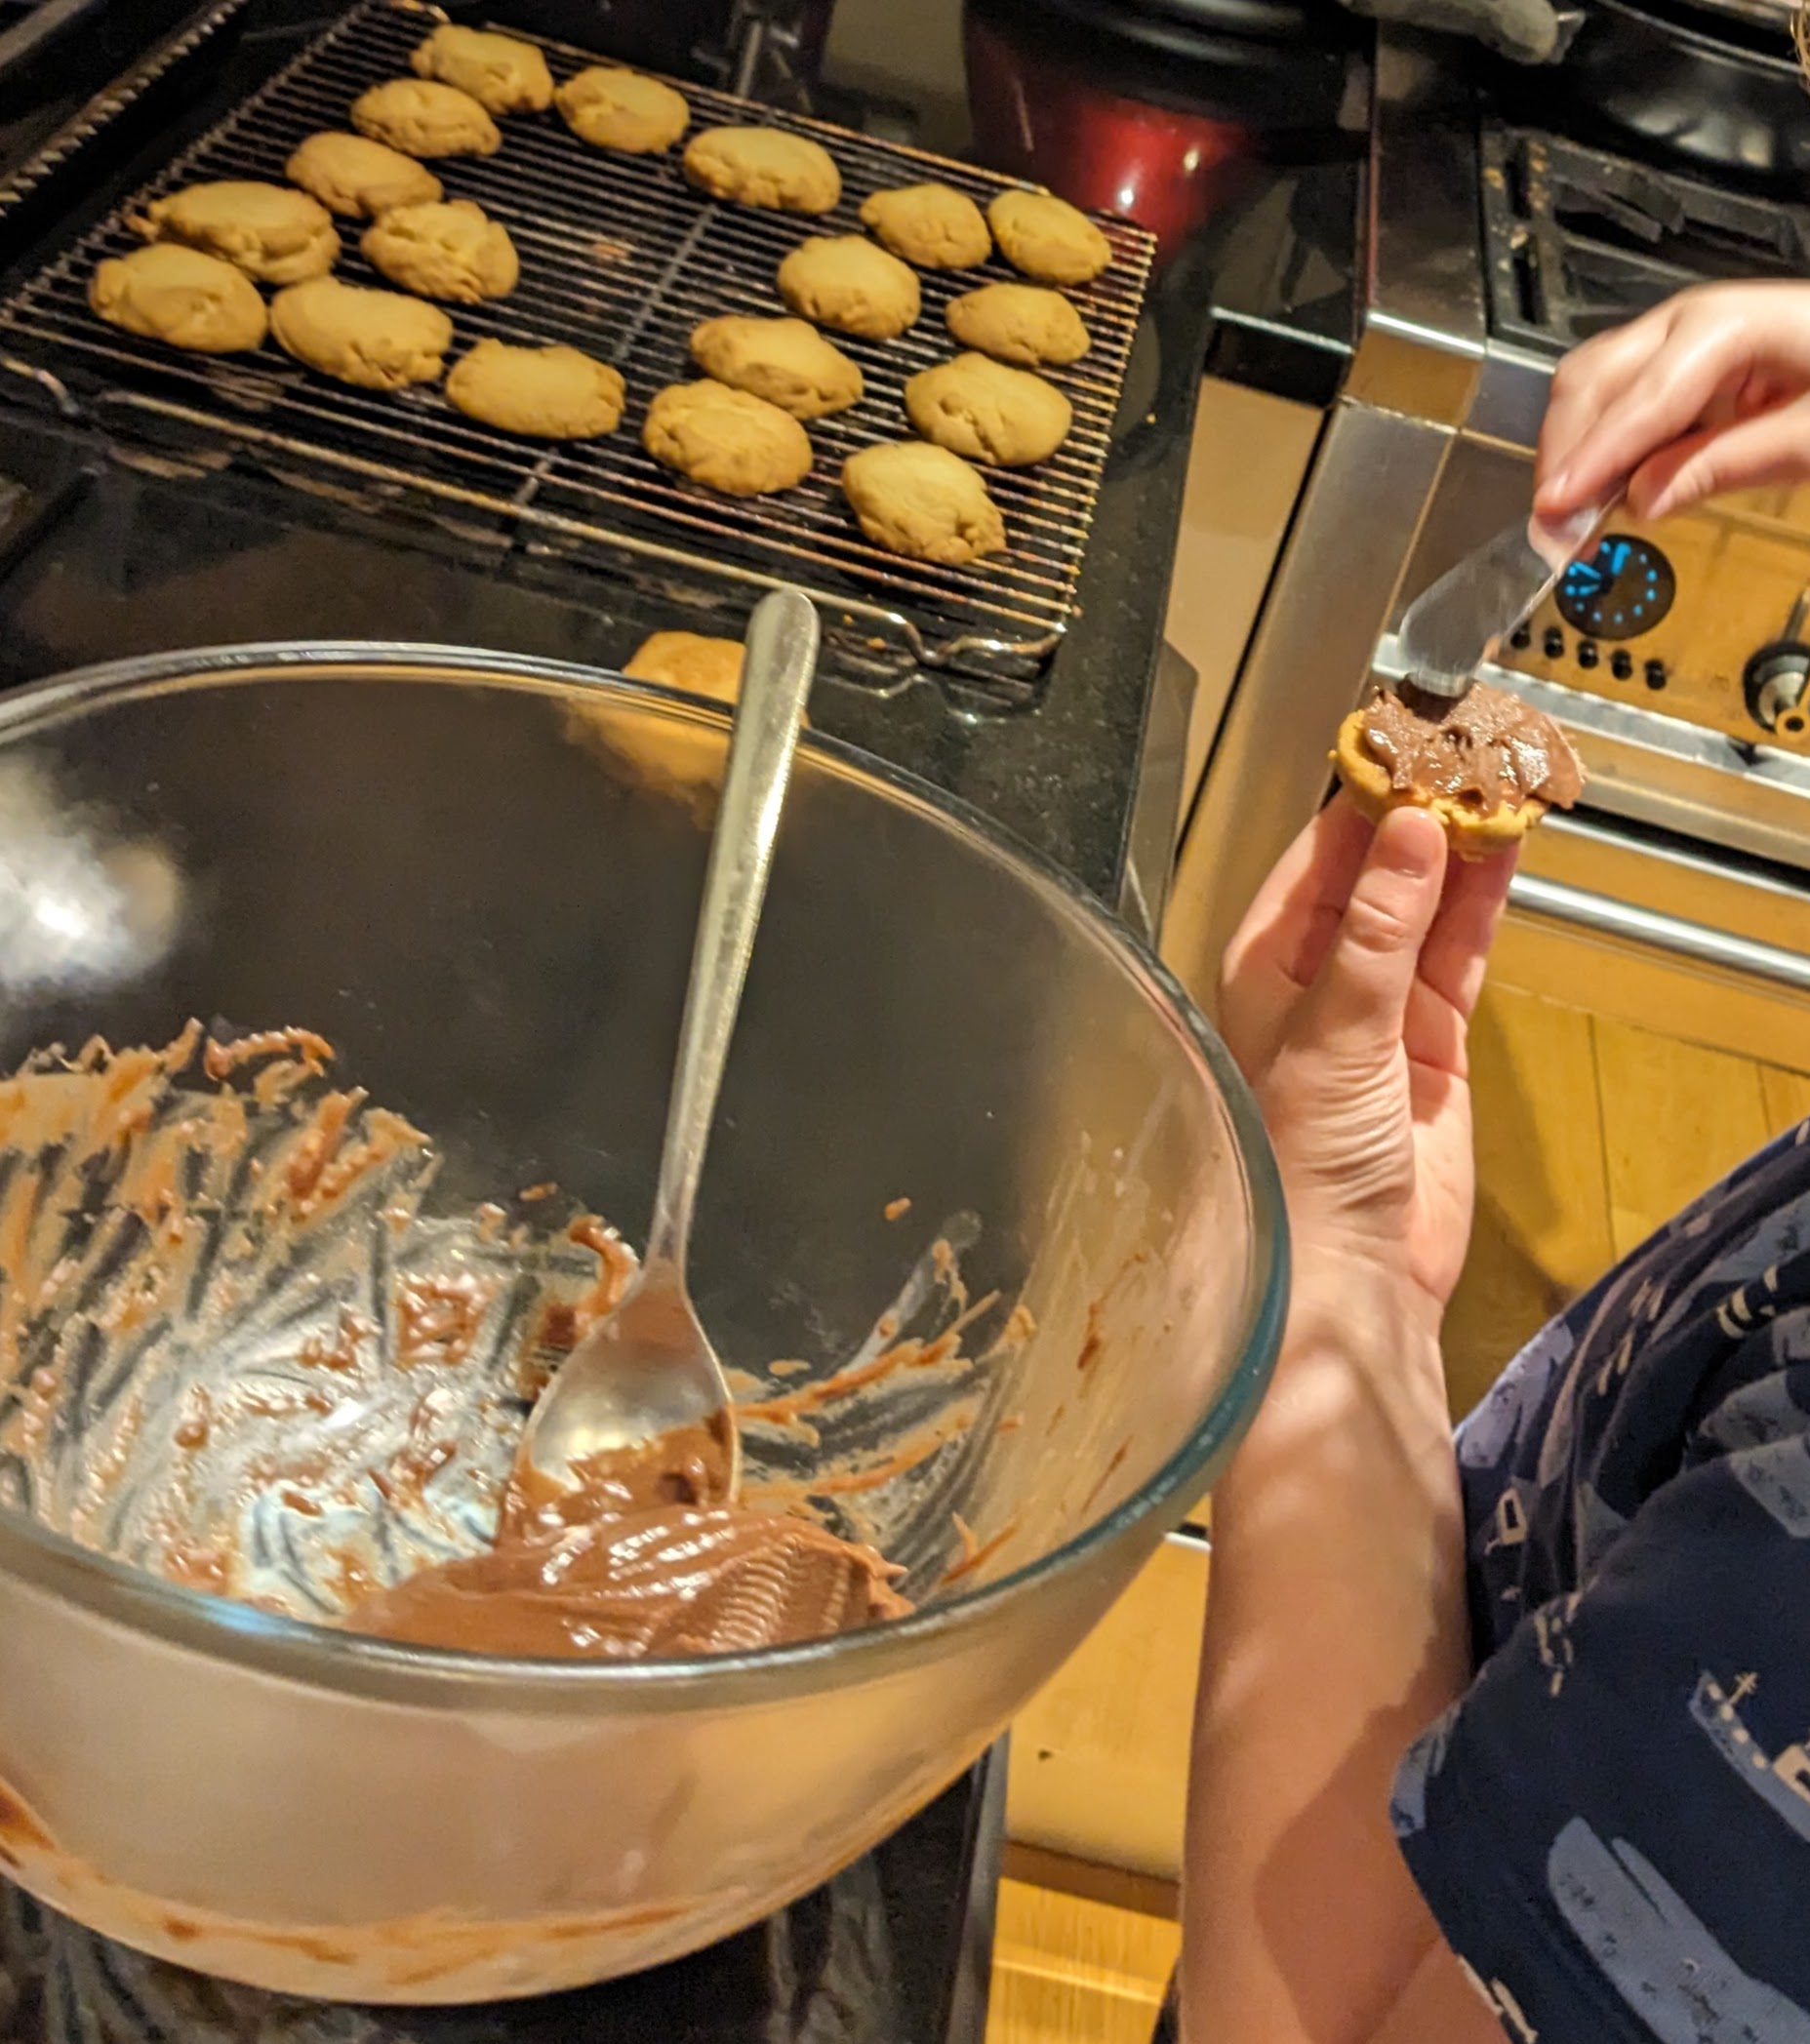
[644,586,820,1276]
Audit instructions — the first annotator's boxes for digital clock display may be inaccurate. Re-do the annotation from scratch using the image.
[1554,535,1676,641]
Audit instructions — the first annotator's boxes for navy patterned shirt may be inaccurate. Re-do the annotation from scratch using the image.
[1394,1114,1810,2041]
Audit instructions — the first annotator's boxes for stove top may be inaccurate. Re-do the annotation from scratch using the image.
[1482,120,1810,354]
[0,1754,1002,2044]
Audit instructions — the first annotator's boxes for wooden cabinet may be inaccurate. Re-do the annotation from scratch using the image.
[1005,1531,1208,1882]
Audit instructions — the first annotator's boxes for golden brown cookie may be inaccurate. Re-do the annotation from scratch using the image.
[131,180,340,286]
[555,65,690,154]
[269,276,453,390]
[987,189,1110,287]
[688,314,862,420]
[622,628,814,725]
[410,25,554,115]
[90,244,268,353]
[683,126,840,213]
[841,441,1005,564]
[905,352,1072,467]
[360,200,518,302]
[945,281,1090,367]
[350,79,502,160]
[446,339,624,438]
[1331,684,1586,861]
[643,380,814,497]
[623,631,744,702]
[286,132,443,219]
[777,234,919,341]
[859,183,990,269]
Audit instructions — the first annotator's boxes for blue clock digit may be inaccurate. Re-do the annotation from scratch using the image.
[1554,535,1676,641]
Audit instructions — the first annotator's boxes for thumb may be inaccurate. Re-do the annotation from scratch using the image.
[1298,807,1448,1056]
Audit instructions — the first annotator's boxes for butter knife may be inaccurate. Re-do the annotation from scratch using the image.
[1397,493,1620,700]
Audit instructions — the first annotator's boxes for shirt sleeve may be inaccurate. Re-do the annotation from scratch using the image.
[1393,1438,1810,2044]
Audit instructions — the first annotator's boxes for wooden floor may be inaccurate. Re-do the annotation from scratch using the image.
[988,979,1810,2041]
[987,1876,1179,2044]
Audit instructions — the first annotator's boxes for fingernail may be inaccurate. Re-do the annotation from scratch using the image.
[1541,467,1571,506]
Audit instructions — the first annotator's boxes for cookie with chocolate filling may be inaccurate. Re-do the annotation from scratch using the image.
[1332,681,1585,860]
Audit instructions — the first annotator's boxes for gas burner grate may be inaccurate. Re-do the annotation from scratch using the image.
[1482,123,1810,351]
[0,1,1155,699]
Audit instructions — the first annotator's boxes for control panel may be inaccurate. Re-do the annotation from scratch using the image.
[1490,507,1810,752]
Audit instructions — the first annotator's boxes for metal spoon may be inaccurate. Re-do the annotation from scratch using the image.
[513,586,820,1513]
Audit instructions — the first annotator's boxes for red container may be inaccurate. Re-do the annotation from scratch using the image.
[964,0,1351,259]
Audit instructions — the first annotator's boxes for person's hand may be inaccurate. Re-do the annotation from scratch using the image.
[1537,281,1810,525]
[1220,798,1514,1324]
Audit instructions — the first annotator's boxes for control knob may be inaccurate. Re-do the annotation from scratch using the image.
[1744,588,1810,738]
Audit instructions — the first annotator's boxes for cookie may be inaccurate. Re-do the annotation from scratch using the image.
[446,339,624,438]
[777,235,919,341]
[131,181,340,287]
[410,25,553,115]
[683,126,840,213]
[905,352,1071,467]
[1332,683,1585,861]
[555,65,690,154]
[623,631,744,702]
[623,628,815,725]
[269,276,453,390]
[286,132,443,219]
[945,281,1090,368]
[689,314,862,421]
[90,244,268,353]
[842,441,1005,565]
[350,79,502,160]
[987,189,1110,287]
[859,183,990,270]
[361,200,518,303]
[643,380,813,498]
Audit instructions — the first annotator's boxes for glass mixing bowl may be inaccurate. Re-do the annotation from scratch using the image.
[0,646,1285,2002]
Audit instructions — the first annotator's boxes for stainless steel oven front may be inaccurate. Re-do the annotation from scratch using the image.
[1166,29,1810,1069]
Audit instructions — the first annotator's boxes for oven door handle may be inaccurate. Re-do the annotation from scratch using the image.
[1509,871,1810,994]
